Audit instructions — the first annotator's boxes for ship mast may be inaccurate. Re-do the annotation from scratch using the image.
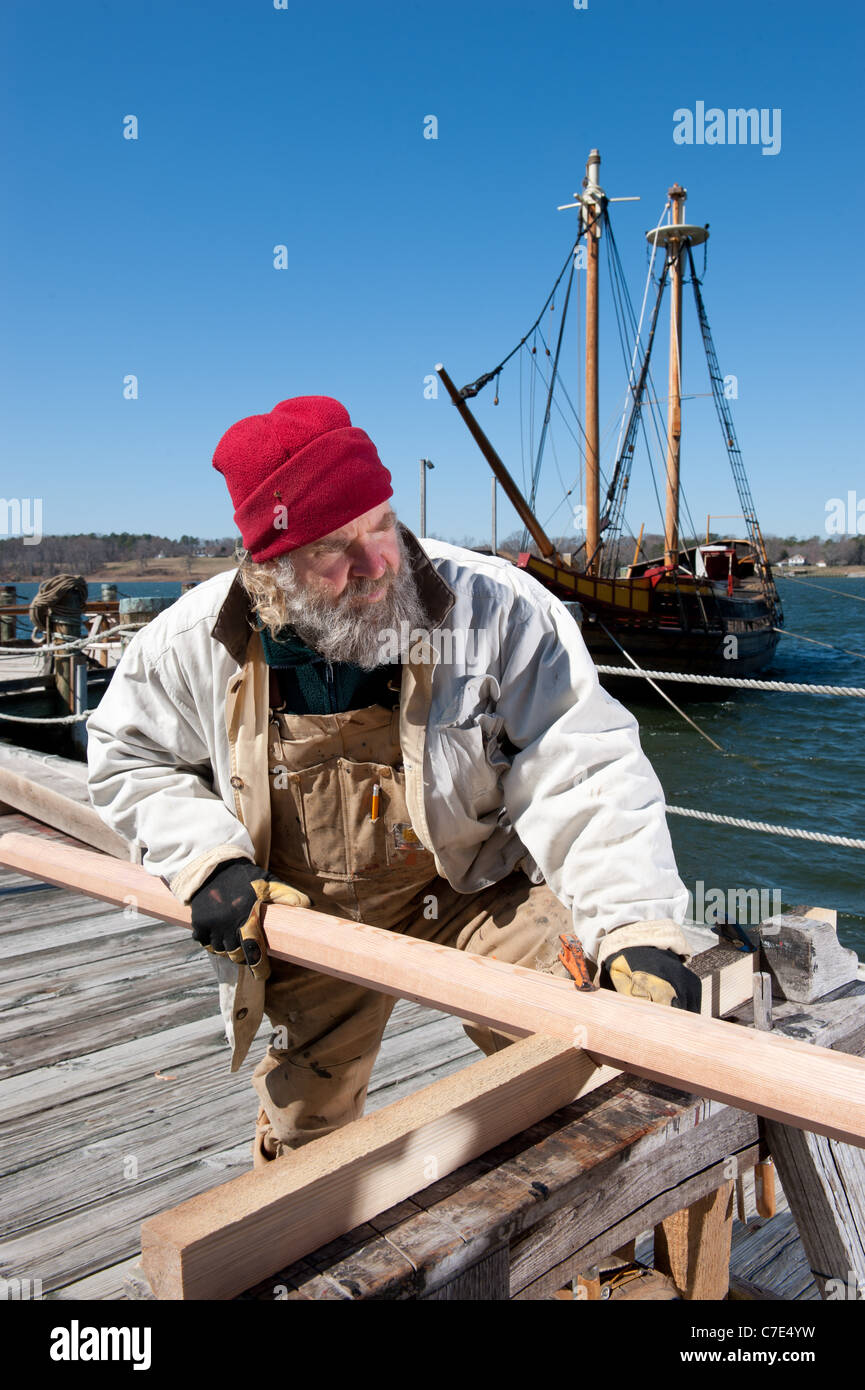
[557,151,638,573]
[644,188,708,571]
[581,151,605,575]
[664,183,686,569]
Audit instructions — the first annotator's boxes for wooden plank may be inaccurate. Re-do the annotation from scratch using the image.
[756,979,865,1300]
[0,832,862,1146]
[730,1209,819,1301]
[422,1245,510,1300]
[139,1035,620,1300]
[284,1089,759,1302]
[763,1123,865,1297]
[654,1180,735,1299]
[0,765,128,858]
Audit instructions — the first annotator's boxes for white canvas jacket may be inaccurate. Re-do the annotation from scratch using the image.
[87,526,690,1069]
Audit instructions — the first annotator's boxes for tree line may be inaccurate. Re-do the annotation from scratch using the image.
[1,527,863,582]
[0,533,237,579]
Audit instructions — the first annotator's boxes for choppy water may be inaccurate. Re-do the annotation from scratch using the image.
[12,574,865,953]
[627,575,865,955]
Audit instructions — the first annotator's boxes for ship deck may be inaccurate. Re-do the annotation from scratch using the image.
[0,809,817,1301]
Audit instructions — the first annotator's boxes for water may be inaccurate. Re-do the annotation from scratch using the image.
[627,575,865,954]
[10,574,865,952]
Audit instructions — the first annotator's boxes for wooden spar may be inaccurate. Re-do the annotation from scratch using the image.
[434,364,562,564]
[664,183,686,569]
[2,830,865,1147]
[631,522,645,571]
[583,149,602,575]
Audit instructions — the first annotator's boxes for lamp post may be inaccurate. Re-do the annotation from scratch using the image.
[419,458,434,535]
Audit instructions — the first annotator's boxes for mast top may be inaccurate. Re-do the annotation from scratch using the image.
[647,180,708,246]
[646,222,709,248]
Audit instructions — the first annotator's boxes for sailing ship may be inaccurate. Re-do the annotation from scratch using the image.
[436,150,783,680]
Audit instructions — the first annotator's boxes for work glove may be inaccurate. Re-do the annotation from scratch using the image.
[600,945,701,1013]
[189,859,310,982]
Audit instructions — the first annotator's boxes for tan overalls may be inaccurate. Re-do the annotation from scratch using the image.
[252,683,573,1164]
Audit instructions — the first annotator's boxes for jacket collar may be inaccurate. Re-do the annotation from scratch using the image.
[211,523,456,667]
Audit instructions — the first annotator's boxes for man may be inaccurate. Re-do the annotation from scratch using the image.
[87,395,698,1165]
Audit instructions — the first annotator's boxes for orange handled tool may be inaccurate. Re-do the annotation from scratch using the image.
[558,932,598,992]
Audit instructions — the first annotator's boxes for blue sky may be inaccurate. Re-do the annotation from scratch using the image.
[1,0,862,547]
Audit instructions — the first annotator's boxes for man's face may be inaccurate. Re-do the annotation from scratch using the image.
[288,502,401,605]
[256,501,425,668]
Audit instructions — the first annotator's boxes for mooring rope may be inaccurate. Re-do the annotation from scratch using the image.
[0,623,144,656]
[776,573,865,603]
[0,710,90,724]
[773,625,865,661]
[597,623,723,750]
[666,805,865,851]
[595,665,865,697]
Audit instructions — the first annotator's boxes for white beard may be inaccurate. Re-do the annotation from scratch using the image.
[269,528,428,670]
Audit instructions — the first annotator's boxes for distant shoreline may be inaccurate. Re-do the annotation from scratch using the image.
[2,558,865,586]
[1,558,238,587]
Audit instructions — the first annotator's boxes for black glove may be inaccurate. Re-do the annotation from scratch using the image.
[189,859,309,980]
[600,945,701,1013]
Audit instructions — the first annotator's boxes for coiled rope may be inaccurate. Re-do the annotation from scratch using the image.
[666,805,865,851]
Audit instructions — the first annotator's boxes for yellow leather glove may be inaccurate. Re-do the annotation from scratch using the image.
[190,861,310,982]
[601,946,701,1012]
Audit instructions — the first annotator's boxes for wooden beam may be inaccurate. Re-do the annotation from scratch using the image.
[140,1034,618,1300]
[139,946,753,1301]
[0,832,864,1147]
[762,1124,865,1298]
[759,988,865,1299]
[654,1180,735,1300]
[0,763,128,858]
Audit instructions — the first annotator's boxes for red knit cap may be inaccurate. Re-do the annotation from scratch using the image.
[212,396,393,561]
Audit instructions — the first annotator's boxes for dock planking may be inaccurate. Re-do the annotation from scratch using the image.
[0,808,817,1300]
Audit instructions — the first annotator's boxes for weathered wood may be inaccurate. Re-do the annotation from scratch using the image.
[752,971,865,1301]
[514,1145,760,1301]
[0,756,128,858]
[764,1124,865,1298]
[280,1087,760,1302]
[753,971,773,1031]
[654,1180,734,1299]
[139,1036,620,1300]
[758,908,859,1003]
[730,1209,819,1301]
[1,832,862,1147]
[422,1245,510,1300]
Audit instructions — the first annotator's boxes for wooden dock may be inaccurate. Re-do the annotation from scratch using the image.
[0,809,822,1300]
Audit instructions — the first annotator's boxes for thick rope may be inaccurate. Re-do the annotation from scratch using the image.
[0,623,144,656]
[666,804,865,851]
[595,665,865,697]
[0,709,90,724]
[27,575,88,632]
